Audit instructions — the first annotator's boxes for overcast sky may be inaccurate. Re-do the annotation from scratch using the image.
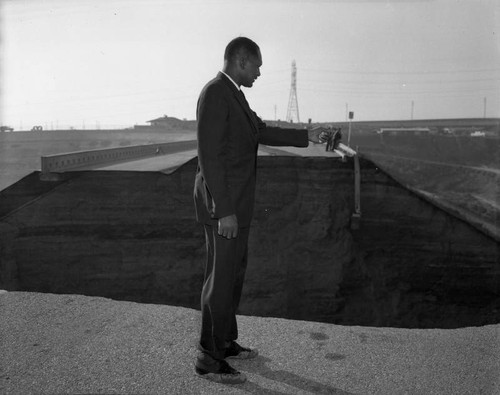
[1,0,499,129]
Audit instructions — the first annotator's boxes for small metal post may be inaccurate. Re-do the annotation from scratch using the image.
[347,111,354,147]
[351,153,361,230]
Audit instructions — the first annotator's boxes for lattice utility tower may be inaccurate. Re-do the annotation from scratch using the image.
[286,60,300,123]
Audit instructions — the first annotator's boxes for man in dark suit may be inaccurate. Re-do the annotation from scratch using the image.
[194,37,328,384]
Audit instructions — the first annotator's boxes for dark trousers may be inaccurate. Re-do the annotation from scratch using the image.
[199,224,250,360]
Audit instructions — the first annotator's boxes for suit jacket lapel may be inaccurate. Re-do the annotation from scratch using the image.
[235,90,260,136]
[219,73,259,137]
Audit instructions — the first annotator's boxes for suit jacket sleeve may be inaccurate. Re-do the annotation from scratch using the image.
[254,113,309,147]
[196,84,235,219]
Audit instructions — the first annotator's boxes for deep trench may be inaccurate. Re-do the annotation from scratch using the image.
[0,156,499,329]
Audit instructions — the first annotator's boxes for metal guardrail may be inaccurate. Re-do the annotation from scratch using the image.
[41,140,196,174]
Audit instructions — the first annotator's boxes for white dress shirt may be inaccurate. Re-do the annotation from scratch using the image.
[221,71,240,91]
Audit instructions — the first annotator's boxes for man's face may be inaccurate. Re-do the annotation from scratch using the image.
[241,50,262,88]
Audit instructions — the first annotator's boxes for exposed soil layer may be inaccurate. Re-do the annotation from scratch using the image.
[0,156,499,328]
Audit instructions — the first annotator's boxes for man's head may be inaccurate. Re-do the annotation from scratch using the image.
[223,37,262,88]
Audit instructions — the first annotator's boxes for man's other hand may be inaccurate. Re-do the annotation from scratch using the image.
[308,126,331,143]
[218,214,238,239]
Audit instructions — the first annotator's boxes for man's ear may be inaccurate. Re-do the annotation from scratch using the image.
[239,56,246,70]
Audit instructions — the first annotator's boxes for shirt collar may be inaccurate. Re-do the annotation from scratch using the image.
[221,71,240,91]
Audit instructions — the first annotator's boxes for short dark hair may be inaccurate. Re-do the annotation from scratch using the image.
[224,37,260,61]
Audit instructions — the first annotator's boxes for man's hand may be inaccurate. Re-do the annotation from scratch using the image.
[308,126,332,144]
[218,214,238,239]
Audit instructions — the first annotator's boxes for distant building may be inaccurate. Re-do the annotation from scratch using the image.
[442,127,485,136]
[470,131,486,137]
[376,127,431,136]
[146,115,196,130]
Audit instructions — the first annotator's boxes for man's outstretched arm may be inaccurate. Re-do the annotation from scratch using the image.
[257,116,332,147]
[307,126,333,143]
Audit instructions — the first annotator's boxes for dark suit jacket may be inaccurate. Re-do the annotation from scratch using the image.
[194,72,309,227]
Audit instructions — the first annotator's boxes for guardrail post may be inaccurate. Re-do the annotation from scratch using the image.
[351,154,362,230]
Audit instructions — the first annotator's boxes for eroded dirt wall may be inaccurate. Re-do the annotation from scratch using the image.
[341,166,500,328]
[0,156,498,328]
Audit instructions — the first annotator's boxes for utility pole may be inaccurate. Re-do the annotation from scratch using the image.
[286,60,300,123]
[483,97,487,118]
[411,100,414,121]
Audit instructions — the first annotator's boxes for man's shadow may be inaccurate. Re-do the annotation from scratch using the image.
[233,355,355,395]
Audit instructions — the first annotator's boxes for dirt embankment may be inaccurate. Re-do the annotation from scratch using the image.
[350,134,500,240]
[350,133,500,168]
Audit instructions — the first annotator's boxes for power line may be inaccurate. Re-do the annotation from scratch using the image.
[299,77,500,85]
[299,87,498,98]
[300,67,500,75]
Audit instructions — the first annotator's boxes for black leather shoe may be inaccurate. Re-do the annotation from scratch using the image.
[195,355,247,384]
[224,341,258,360]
